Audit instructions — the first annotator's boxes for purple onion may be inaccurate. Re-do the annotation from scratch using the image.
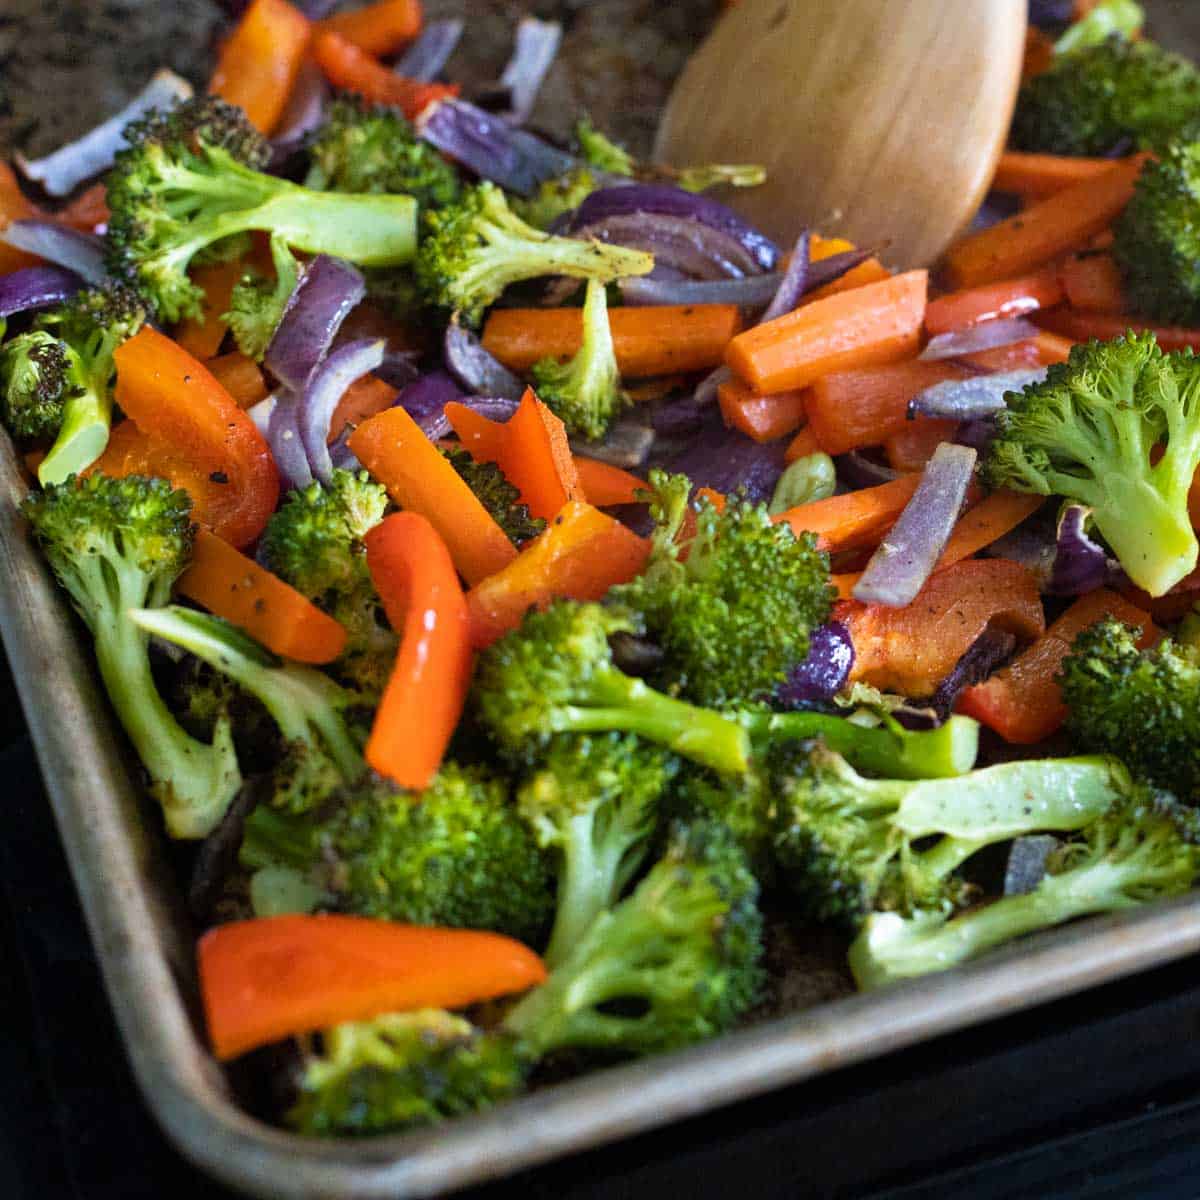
[1047,504,1124,596]
[620,273,782,308]
[395,369,465,439]
[444,318,524,401]
[930,628,1017,718]
[986,506,1060,590]
[570,417,655,468]
[267,399,313,491]
[955,417,998,454]
[498,18,562,125]
[571,213,763,281]
[1028,0,1075,27]
[269,61,329,166]
[836,451,901,489]
[300,339,385,485]
[0,265,82,317]
[265,256,365,394]
[16,69,192,196]
[247,395,275,438]
[371,349,420,390]
[296,0,337,15]
[776,621,855,708]
[659,419,787,504]
[650,392,710,437]
[909,369,1046,421]
[853,443,978,607]
[396,19,464,81]
[569,185,778,272]
[919,317,1040,362]
[968,191,1022,231]
[1004,835,1058,896]
[0,221,107,285]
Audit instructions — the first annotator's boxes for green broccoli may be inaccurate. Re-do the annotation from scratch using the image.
[1010,35,1200,156]
[982,332,1200,597]
[103,95,418,322]
[1054,0,1144,55]
[529,278,626,439]
[304,96,461,213]
[518,733,680,967]
[240,761,554,943]
[472,600,753,776]
[502,819,763,1057]
[414,181,653,325]
[22,475,241,838]
[286,1009,526,1137]
[575,116,636,176]
[513,167,600,231]
[442,447,544,545]
[225,233,302,361]
[610,471,834,707]
[0,332,68,443]
[849,789,1200,989]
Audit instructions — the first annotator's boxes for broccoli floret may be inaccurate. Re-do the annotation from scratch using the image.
[0,331,68,441]
[575,116,635,176]
[287,1009,525,1137]
[1060,618,1200,800]
[259,469,395,696]
[225,233,302,361]
[611,471,834,707]
[442,447,544,545]
[240,761,554,943]
[304,96,461,213]
[1054,0,1144,55]
[22,475,240,837]
[513,167,600,231]
[982,332,1200,597]
[502,819,763,1057]
[104,95,418,322]
[414,181,653,325]
[848,789,1200,989]
[1010,36,1200,156]
[773,742,1131,931]
[529,278,625,439]
[518,734,680,967]
[472,600,752,775]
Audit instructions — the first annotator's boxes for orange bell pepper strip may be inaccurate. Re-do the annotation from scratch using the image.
[177,529,347,664]
[775,472,923,554]
[805,234,892,301]
[175,258,247,361]
[348,405,517,585]
[363,512,472,788]
[840,558,1046,698]
[726,271,928,395]
[316,0,422,56]
[572,457,645,507]
[209,0,312,136]
[1058,252,1126,313]
[466,501,651,648]
[991,152,1118,201]
[1036,308,1200,352]
[0,162,43,274]
[109,328,279,548]
[199,914,546,1061]
[884,418,960,472]
[960,329,1074,371]
[312,31,459,120]
[924,266,1066,334]
[957,589,1158,744]
[203,351,269,410]
[717,378,807,443]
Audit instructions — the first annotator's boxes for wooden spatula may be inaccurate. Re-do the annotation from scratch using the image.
[655,0,1027,268]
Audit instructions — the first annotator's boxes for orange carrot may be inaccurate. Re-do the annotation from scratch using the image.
[364,512,472,788]
[785,426,823,463]
[349,406,517,585]
[805,357,966,456]
[726,271,928,395]
[199,914,546,1061]
[573,457,645,507]
[934,491,1047,570]
[466,502,651,648]
[56,183,109,232]
[1058,252,1126,312]
[209,0,312,135]
[1036,308,1200,351]
[481,304,744,377]
[312,30,458,120]
[177,529,347,663]
[775,472,923,554]
[1022,26,1056,79]
[924,265,1065,334]
[884,418,960,472]
[203,351,269,410]
[958,589,1157,743]
[175,258,247,360]
[717,378,806,443]
[960,329,1074,371]
[806,235,892,301]
[991,152,1118,200]
[0,162,43,274]
[328,373,398,442]
[943,154,1150,288]
[316,0,422,56]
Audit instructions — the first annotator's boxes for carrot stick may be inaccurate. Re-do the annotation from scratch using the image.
[806,234,892,302]
[466,501,651,648]
[175,258,246,360]
[203,351,269,410]
[924,265,1065,334]
[348,406,517,585]
[960,329,1074,371]
[364,512,472,788]
[312,30,458,120]
[785,426,823,463]
[316,0,422,56]
[726,271,928,395]
[804,357,966,455]
[573,457,645,507]
[177,529,347,663]
[1057,252,1126,313]
[209,0,312,136]
[884,418,960,472]
[717,378,806,443]
[329,373,397,442]
[0,162,43,274]
[774,472,922,553]
[481,304,744,377]
[199,914,546,1061]
[56,182,109,232]
[1035,308,1200,351]
[943,155,1150,288]
[991,152,1118,201]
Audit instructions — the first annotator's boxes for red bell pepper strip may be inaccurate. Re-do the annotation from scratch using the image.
[311,30,458,120]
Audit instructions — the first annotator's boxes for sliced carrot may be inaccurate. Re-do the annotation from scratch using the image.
[1035,308,1200,352]
[177,529,347,664]
[623,375,691,405]
[329,373,398,442]
[1058,252,1126,313]
[311,30,458,120]
[209,0,312,135]
[726,271,927,395]
[573,457,645,507]
[56,183,109,232]
[785,426,823,463]
[806,234,892,301]
[199,914,546,1061]
[924,265,1065,334]
[203,351,269,410]
[991,152,1117,201]
[481,304,744,377]
[466,501,651,648]
[175,258,247,360]
[0,162,43,274]
[960,329,1074,371]
[805,358,967,456]
[943,154,1150,288]
[717,378,806,443]
[884,418,960,472]
[775,472,922,554]
[1022,26,1056,79]
[364,512,472,788]
[316,0,422,56]
[957,589,1158,744]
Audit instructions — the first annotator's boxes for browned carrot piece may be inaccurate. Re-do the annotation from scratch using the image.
[717,378,807,443]
[991,151,1117,200]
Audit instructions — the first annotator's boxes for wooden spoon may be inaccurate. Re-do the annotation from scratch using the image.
[655,0,1027,268]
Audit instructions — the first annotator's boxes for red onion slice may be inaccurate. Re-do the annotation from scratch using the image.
[396,19,464,81]
[919,317,1040,362]
[659,418,788,504]
[444,317,525,401]
[498,18,562,125]
[0,265,82,317]
[909,368,1047,420]
[267,399,313,492]
[300,338,385,486]
[776,620,855,708]
[570,417,655,468]
[396,369,465,439]
[0,221,107,285]
[620,273,782,307]
[571,212,762,280]
[247,394,276,438]
[1048,504,1124,595]
[837,451,901,489]
[269,60,330,166]
[853,443,978,607]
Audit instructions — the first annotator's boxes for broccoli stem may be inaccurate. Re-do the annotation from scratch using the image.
[38,380,110,486]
